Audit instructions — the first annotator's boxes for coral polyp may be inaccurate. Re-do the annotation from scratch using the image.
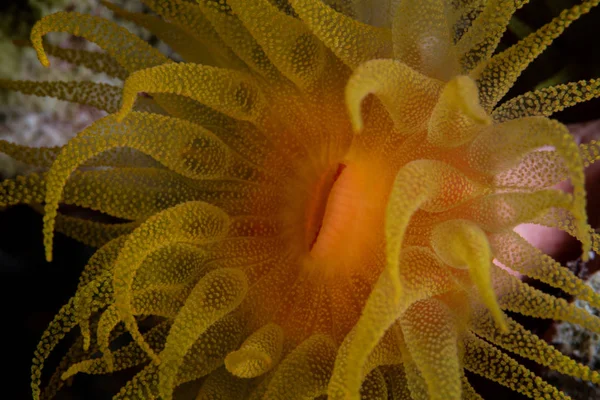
[2,0,600,399]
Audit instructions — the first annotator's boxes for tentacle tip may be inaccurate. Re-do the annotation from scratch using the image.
[497,318,509,334]
[60,370,73,381]
[150,352,161,366]
[114,111,127,123]
[350,115,364,134]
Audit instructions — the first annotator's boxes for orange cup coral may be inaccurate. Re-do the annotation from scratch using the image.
[2,0,600,399]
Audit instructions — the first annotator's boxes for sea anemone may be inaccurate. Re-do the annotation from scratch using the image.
[2,0,600,399]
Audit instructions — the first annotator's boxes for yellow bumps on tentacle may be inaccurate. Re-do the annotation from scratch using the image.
[158,268,249,400]
[399,298,463,400]
[0,80,123,113]
[359,368,388,400]
[117,63,266,123]
[41,113,235,261]
[346,59,442,133]
[12,39,129,79]
[195,367,248,400]
[30,11,169,71]
[472,312,600,384]
[112,201,231,364]
[431,220,507,332]
[391,0,459,81]
[227,0,327,89]
[473,0,600,111]
[289,0,392,69]
[264,335,337,400]
[427,75,491,147]
[492,78,600,122]
[490,231,600,308]
[225,323,284,378]
[464,333,569,399]
[101,1,213,66]
[469,116,590,256]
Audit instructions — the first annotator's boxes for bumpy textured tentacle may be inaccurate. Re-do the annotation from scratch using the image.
[472,311,600,384]
[30,12,169,72]
[264,334,337,400]
[0,80,122,113]
[399,298,464,400]
[456,0,528,73]
[111,201,231,364]
[490,231,600,308]
[117,63,266,123]
[431,219,507,331]
[391,0,459,81]
[101,1,214,65]
[227,0,328,89]
[345,59,443,134]
[41,112,246,260]
[13,39,128,79]
[492,79,600,122]
[464,333,569,399]
[474,0,600,111]
[140,0,246,69]
[289,0,392,69]
[225,322,284,378]
[158,268,249,400]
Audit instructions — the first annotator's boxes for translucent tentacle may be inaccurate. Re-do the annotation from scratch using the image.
[31,298,77,400]
[359,368,388,400]
[473,0,600,111]
[345,59,443,134]
[328,160,448,400]
[96,304,120,372]
[62,321,169,379]
[41,113,240,260]
[101,1,213,65]
[455,0,527,73]
[158,268,248,400]
[471,311,600,384]
[289,0,392,69]
[195,0,281,80]
[431,219,507,331]
[14,39,128,79]
[392,0,459,81]
[195,366,248,400]
[461,376,483,400]
[116,63,266,123]
[227,0,327,89]
[31,11,169,72]
[225,322,284,378]
[399,298,463,400]
[489,231,600,308]
[0,80,122,113]
[380,365,412,400]
[0,141,59,167]
[468,117,589,257]
[427,75,491,147]
[493,267,600,334]
[0,173,45,207]
[264,334,337,400]
[111,201,231,364]
[463,333,569,399]
[492,79,600,122]
[52,214,137,248]
[140,0,246,69]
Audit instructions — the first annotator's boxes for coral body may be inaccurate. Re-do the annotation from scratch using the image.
[1,0,600,399]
